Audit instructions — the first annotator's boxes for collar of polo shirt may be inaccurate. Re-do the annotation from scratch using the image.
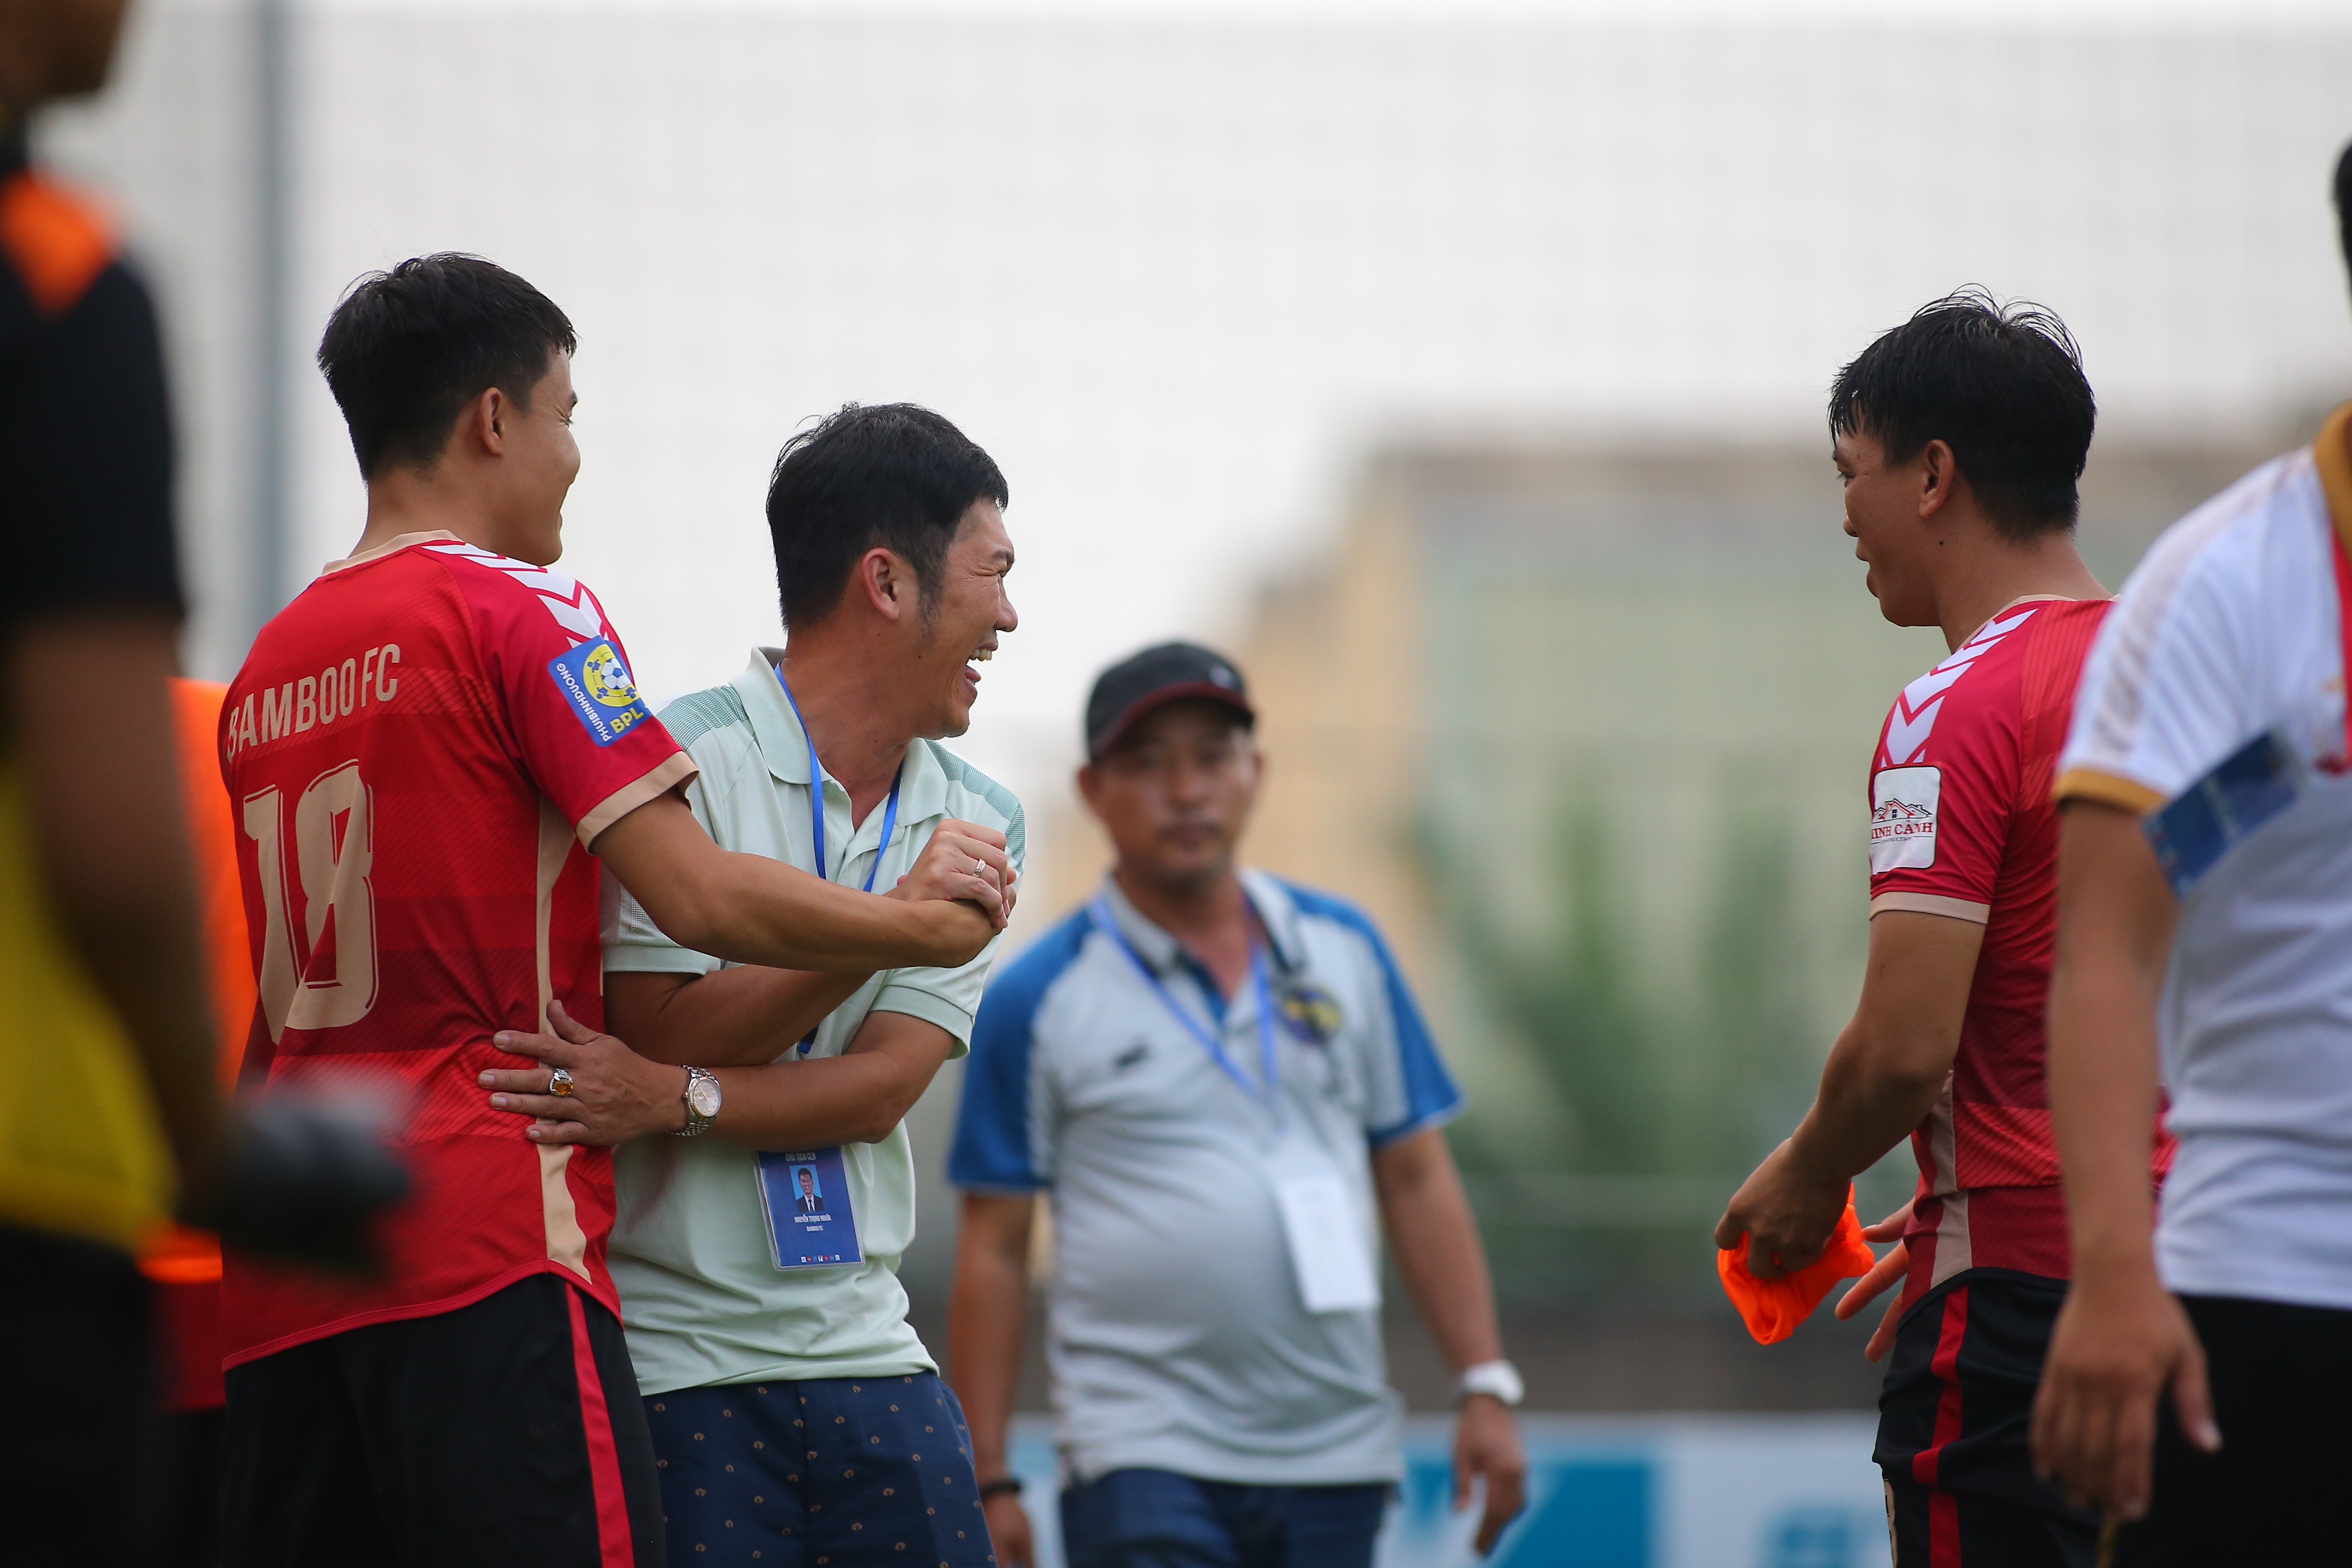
[1094,868,1310,980]
[741,646,955,830]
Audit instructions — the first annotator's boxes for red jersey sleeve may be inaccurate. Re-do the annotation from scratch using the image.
[427,542,695,844]
[1867,616,2029,922]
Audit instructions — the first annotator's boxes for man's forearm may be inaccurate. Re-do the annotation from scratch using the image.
[691,850,992,971]
[691,1058,905,1148]
[703,1017,952,1149]
[2047,952,2162,1274]
[1785,909,1981,1181]
[597,794,993,972]
[1787,1018,1951,1181]
[1718,909,1977,1274]
[948,1199,1035,1477]
[609,966,872,1068]
[17,616,224,1196]
[1374,1131,1504,1369]
[2047,803,2174,1278]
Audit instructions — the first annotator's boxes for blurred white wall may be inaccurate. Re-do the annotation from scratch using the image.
[43,1,2352,860]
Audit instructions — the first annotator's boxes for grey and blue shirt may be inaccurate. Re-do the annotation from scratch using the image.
[949,871,1461,1485]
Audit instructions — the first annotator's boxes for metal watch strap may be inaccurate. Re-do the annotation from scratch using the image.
[1455,1359,1524,1408]
[679,1065,719,1137]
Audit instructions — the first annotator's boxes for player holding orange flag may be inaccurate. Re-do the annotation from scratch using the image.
[1717,293,2171,1566]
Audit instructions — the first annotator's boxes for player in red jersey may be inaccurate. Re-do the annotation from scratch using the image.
[218,255,1013,1568]
[1718,293,2167,1568]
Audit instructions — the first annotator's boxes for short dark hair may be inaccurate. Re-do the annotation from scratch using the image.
[2334,140,2352,299]
[316,254,576,479]
[1828,289,2095,541]
[764,403,1008,628]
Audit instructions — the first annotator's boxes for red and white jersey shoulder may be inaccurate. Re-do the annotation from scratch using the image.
[1871,602,2051,917]
[216,530,692,1365]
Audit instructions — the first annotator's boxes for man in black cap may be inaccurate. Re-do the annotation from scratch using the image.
[946,643,1528,1568]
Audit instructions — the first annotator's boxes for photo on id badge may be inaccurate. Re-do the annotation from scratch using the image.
[758,1148,862,1269]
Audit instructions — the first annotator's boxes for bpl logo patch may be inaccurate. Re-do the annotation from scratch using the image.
[1275,980,1343,1046]
[549,639,650,747]
[1870,765,1940,873]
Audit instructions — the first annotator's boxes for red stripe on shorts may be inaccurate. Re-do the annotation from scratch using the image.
[566,1285,637,1568]
[1911,1284,1970,1565]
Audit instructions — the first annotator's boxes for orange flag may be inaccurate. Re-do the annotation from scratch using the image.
[1717,1189,1879,1345]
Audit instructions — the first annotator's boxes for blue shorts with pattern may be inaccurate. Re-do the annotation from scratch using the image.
[643,1372,995,1568]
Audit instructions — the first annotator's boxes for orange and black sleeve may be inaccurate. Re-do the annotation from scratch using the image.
[0,131,184,637]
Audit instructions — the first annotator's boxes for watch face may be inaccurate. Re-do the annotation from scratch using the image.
[688,1077,722,1118]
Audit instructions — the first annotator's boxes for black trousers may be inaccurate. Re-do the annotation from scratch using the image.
[2112,1293,2352,1566]
[222,1272,666,1568]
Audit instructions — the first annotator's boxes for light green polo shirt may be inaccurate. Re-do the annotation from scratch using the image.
[602,647,1024,1395]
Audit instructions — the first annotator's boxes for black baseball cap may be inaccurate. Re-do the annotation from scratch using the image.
[1084,642,1255,760]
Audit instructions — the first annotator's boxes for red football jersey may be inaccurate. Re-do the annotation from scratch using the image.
[217,530,694,1366]
[1867,597,2173,1309]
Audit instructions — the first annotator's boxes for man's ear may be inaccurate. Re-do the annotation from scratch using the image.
[1917,439,1958,520]
[451,387,507,459]
[857,547,908,622]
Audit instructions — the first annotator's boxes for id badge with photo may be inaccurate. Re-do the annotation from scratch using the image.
[756,1147,863,1269]
[1270,1144,1381,1314]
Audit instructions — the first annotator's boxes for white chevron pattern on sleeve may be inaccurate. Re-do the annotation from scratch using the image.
[426,541,611,645]
[1877,607,2040,767]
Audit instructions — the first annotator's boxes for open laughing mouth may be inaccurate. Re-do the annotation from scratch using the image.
[963,642,995,689]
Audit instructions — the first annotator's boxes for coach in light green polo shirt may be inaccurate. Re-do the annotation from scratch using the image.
[500,405,1023,1568]
[601,637,1023,1392]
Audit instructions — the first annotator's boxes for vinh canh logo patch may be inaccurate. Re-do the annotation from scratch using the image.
[1870,765,1941,873]
[549,640,649,746]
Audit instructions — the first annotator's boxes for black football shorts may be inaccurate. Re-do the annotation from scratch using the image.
[222,1271,665,1568]
[1875,1269,2098,1568]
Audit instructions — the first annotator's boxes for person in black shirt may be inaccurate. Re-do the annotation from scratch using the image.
[2,6,402,1563]
[2,7,234,1558]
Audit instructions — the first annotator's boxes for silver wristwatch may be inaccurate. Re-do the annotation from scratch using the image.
[678,1066,722,1137]
[1455,1360,1524,1408]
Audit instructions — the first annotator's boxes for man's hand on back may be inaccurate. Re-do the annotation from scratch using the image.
[480,1000,686,1145]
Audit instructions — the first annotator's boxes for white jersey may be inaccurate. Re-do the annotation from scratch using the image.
[2057,405,2352,1311]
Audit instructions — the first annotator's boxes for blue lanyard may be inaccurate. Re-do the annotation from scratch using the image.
[1089,895,1280,1116]
[776,666,902,894]
[779,666,902,1054]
